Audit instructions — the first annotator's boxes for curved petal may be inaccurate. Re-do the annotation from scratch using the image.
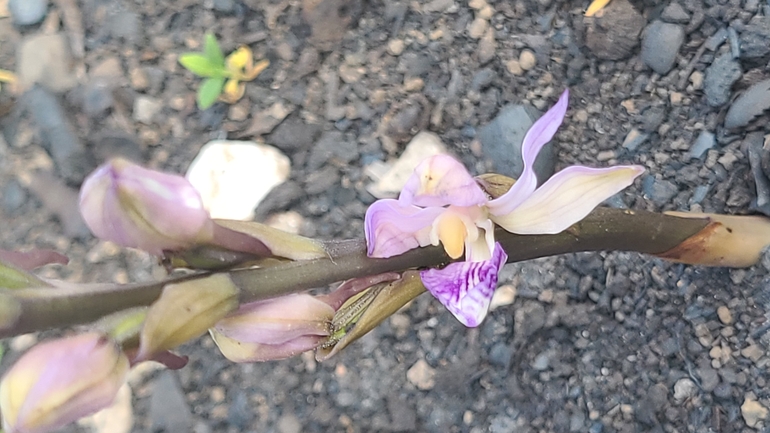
[491,165,645,234]
[488,89,570,216]
[420,243,507,327]
[364,199,444,258]
[399,155,487,208]
[464,219,495,262]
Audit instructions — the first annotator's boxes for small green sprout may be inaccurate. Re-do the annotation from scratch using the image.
[178,33,270,109]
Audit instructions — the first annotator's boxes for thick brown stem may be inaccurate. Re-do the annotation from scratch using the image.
[0,209,712,337]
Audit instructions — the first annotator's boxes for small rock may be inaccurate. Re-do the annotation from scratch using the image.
[488,343,514,368]
[739,16,770,60]
[724,79,770,129]
[519,50,536,71]
[468,17,488,39]
[23,86,93,185]
[302,0,362,49]
[1,180,27,214]
[505,59,524,76]
[698,366,720,392]
[82,81,114,117]
[106,10,142,43]
[17,34,78,93]
[8,0,47,26]
[642,177,678,206]
[149,372,193,432]
[688,131,715,159]
[689,71,704,89]
[407,359,436,390]
[277,414,302,433]
[489,285,516,310]
[717,306,733,325]
[129,67,149,91]
[673,378,697,401]
[477,104,555,181]
[622,128,649,151]
[742,398,769,428]
[307,130,358,170]
[641,20,685,74]
[478,28,496,65]
[91,57,124,81]
[242,101,293,136]
[132,96,162,124]
[387,39,405,56]
[367,131,446,198]
[212,0,236,13]
[268,115,322,151]
[704,53,742,107]
[532,352,550,371]
[660,2,689,23]
[741,344,764,363]
[186,140,290,220]
[584,0,644,60]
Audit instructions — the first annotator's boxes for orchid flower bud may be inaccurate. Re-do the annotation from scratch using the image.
[211,294,334,362]
[79,158,214,255]
[0,333,129,433]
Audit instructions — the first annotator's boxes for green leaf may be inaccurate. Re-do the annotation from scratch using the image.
[204,33,225,67]
[197,77,225,109]
[178,53,225,78]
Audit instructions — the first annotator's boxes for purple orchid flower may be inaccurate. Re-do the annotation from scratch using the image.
[364,89,645,327]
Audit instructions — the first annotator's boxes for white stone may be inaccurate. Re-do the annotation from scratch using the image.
[407,359,436,390]
[673,378,697,401]
[17,34,78,93]
[367,131,447,198]
[742,398,769,428]
[133,96,162,124]
[186,140,290,220]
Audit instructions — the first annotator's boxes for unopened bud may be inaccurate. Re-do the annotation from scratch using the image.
[0,333,129,433]
[211,294,333,362]
[79,158,214,255]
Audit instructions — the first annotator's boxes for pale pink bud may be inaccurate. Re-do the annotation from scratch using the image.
[0,333,129,433]
[211,294,334,362]
[79,158,214,255]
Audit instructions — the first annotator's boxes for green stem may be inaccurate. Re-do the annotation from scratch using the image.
[0,208,708,338]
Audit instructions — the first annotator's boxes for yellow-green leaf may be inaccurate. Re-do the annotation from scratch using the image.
[198,77,225,109]
[179,53,226,78]
[204,33,225,67]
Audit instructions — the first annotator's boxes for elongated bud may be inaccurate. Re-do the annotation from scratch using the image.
[136,274,239,361]
[658,212,770,267]
[0,333,129,433]
[79,158,215,255]
[211,294,334,362]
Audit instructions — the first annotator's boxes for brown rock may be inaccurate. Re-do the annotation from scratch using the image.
[584,0,644,60]
[302,0,362,50]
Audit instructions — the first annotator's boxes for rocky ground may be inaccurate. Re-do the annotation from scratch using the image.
[2,0,770,431]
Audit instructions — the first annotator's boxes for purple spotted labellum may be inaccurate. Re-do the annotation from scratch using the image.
[364,89,645,327]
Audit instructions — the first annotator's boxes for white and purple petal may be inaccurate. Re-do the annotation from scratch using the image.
[491,165,644,234]
[364,199,444,258]
[488,89,570,217]
[399,155,487,208]
[420,242,507,327]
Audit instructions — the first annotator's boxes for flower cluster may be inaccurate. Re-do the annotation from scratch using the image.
[365,89,644,326]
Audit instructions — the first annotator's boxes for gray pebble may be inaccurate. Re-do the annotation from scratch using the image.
[488,343,514,369]
[149,372,193,432]
[307,131,358,170]
[470,68,496,92]
[8,0,47,26]
[1,180,27,214]
[532,351,550,371]
[478,104,556,182]
[23,86,94,185]
[642,176,678,206]
[660,2,689,23]
[747,132,770,216]
[697,366,720,392]
[691,185,710,204]
[739,16,770,59]
[705,28,728,51]
[212,0,236,13]
[688,131,716,159]
[641,20,685,74]
[724,79,770,129]
[704,53,742,107]
[727,27,740,58]
[82,82,114,117]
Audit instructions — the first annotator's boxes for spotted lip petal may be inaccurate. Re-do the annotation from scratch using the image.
[364,199,444,258]
[419,243,508,327]
[491,165,645,234]
[488,89,570,217]
[399,155,488,208]
[79,158,212,255]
